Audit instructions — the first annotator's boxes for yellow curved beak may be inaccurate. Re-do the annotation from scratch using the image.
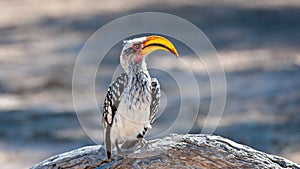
[141,35,179,57]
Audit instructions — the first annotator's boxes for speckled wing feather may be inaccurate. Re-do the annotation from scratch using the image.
[102,73,128,160]
[149,78,160,124]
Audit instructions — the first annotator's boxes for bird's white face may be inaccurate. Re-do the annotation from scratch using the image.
[120,35,179,73]
[120,37,147,68]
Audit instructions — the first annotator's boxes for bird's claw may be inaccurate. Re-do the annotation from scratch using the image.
[137,138,150,151]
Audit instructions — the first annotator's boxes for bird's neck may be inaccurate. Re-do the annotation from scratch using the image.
[125,61,152,101]
[123,61,152,112]
[127,61,149,77]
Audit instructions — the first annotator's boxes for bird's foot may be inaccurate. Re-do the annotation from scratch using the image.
[136,138,150,152]
[116,146,126,157]
[115,139,127,157]
[140,138,149,148]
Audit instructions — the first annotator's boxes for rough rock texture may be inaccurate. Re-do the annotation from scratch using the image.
[31,134,300,169]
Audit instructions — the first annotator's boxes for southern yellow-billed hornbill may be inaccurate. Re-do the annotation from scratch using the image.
[102,35,178,161]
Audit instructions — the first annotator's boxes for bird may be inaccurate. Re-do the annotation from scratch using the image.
[102,35,178,161]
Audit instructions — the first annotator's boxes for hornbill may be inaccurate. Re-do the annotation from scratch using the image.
[102,35,178,161]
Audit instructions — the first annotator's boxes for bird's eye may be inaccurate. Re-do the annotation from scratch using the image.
[133,44,141,50]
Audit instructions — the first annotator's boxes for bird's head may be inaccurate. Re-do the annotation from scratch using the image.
[120,35,178,73]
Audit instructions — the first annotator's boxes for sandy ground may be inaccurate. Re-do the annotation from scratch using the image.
[1,1,300,168]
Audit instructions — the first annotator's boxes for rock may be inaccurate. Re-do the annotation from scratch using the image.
[31,134,300,169]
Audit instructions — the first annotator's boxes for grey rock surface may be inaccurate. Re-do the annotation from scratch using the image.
[31,134,300,169]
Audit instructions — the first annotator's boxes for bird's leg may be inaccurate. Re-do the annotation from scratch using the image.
[115,139,125,157]
[121,140,138,149]
[138,137,149,150]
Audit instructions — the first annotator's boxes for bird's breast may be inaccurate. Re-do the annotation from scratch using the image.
[111,71,153,142]
[124,78,151,111]
[117,74,152,122]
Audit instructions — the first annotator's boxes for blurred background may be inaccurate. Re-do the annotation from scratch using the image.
[1,0,300,168]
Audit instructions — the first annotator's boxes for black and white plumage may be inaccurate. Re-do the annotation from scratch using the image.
[101,35,178,161]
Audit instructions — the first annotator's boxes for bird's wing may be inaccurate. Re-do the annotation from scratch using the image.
[102,73,128,126]
[149,78,161,124]
[102,73,127,160]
